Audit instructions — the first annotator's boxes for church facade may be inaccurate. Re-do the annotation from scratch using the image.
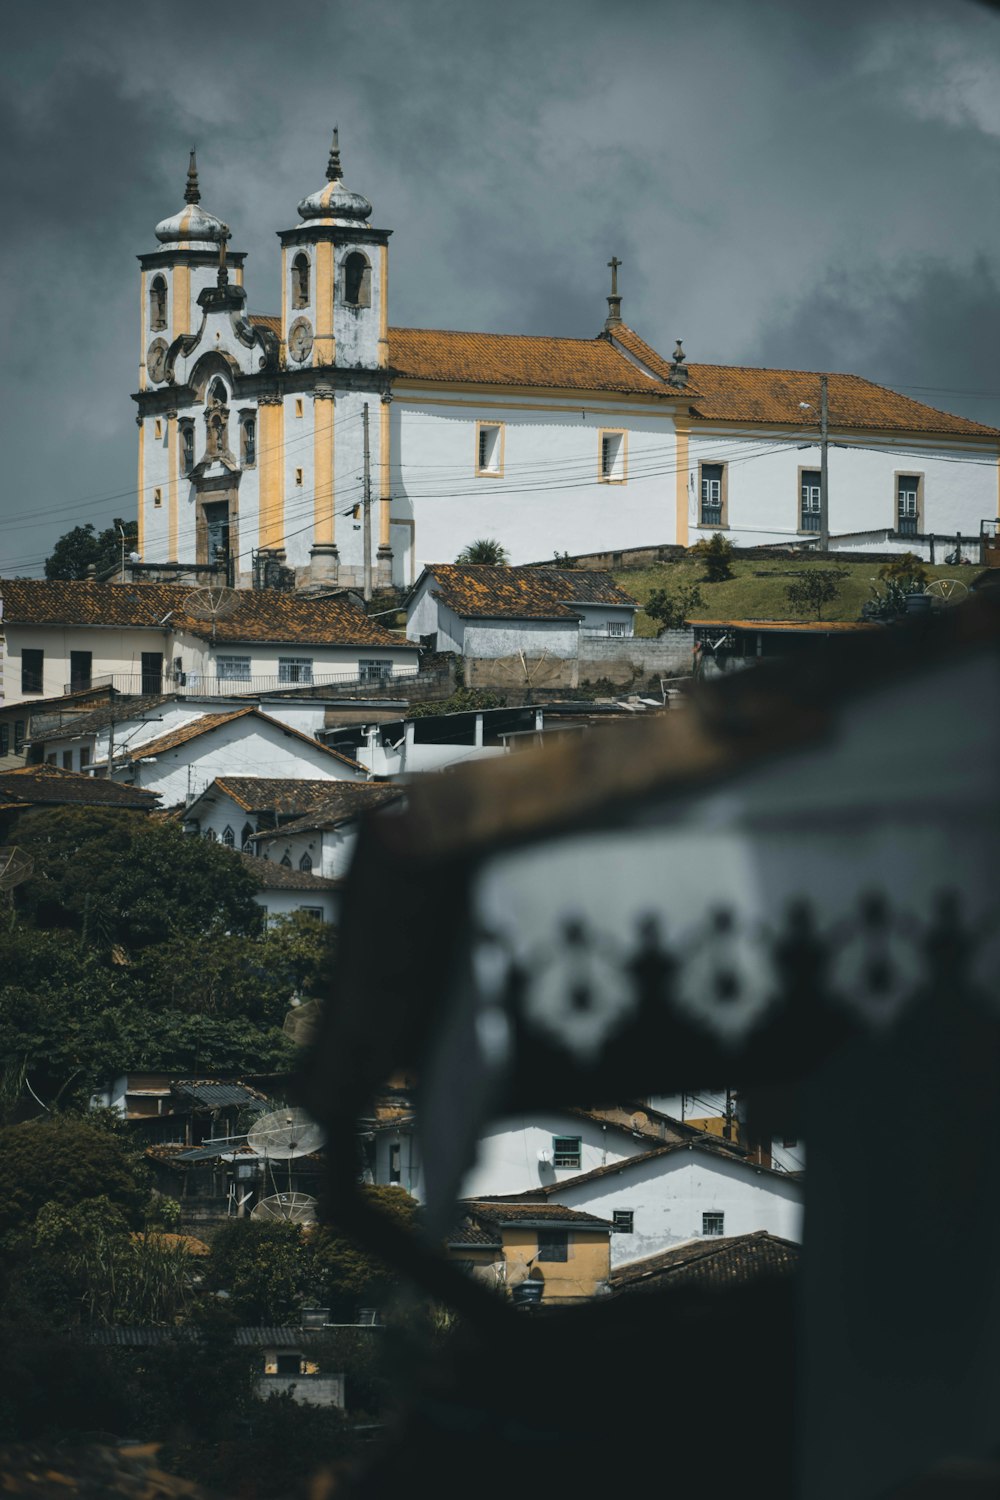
[135,134,999,592]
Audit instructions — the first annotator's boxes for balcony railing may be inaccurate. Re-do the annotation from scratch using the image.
[85,669,405,699]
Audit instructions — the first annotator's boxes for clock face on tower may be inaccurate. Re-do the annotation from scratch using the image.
[288,317,314,364]
[146,339,169,384]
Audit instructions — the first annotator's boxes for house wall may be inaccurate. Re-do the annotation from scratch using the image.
[687,428,998,549]
[405,581,466,653]
[500,1226,610,1300]
[550,1149,804,1267]
[255,824,357,880]
[392,397,678,584]
[576,604,635,638]
[463,619,581,661]
[457,1113,653,1201]
[125,718,363,805]
[255,887,340,926]
[2,624,176,708]
[177,632,418,690]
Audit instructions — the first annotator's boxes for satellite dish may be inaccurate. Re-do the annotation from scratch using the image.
[925,578,969,603]
[182,586,240,643]
[247,1106,324,1159]
[251,1192,318,1224]
[0,848,33,893]
[283,998,323,1047]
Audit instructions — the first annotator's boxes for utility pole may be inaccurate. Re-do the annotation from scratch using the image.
[819,374,829,553]
[362,401,373,603]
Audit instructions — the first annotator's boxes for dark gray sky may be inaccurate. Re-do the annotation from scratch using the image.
[2,0,998,575]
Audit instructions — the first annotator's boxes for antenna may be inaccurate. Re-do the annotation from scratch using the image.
[0,847,33,898]
[182,586,240,645]
[247,1106,324,1160]
[251,1191,318,1225]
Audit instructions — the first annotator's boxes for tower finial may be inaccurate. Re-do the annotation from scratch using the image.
[604,255,623,329]
[185,149,201,205]
[326,126,342,182]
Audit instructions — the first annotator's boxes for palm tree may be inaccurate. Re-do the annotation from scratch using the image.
[456,538,509,566]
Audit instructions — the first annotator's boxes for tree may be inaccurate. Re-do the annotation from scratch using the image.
[208,1219,311,1324]
[690,533,735,582]
[310,1186,419,1318]
[644,582,704,634]
[456,538,509,566]
[0,1115,149,1241]
[785,568,848,621]
[45,518,138,581]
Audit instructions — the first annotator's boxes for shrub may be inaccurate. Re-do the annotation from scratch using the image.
[690,533,735,582]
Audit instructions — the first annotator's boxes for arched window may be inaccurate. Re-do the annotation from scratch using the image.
[150,275,167,331]
[241,415,256,467]
[180,420,195,476]
[204,828,218,842]
[291,253,310,309]
[208,379,228,407]
[343,252,371,308]
[241,822,255,851]
[298,852,313,873]
[280,853,292,868]
[222,825,235,847]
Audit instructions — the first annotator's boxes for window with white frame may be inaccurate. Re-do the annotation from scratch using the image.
[600,430,626,482]
[606,620,629,637]
[222,825,235,847]
[800,469,822,531]
[360,659,393,683]
[279,658,313,685]
[897,474,921,535]
[702,1212,725,1236]
[700,463,725,526]
[298,905,324,921]
[216,656,251,681]
[552,1135,582,1169]
[476,423,502,475]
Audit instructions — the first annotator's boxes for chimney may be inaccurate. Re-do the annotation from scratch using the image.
[668,339,688,389]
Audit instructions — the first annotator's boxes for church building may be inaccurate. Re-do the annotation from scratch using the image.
[135,133,999,591]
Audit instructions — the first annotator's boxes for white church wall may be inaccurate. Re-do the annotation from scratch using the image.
[283,391,315,570]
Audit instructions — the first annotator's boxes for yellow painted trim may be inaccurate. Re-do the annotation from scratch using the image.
[259,401,285,549]
[314,397,334,545]
[675,417,689,546]
[315,241,333,365]
[378,244,389,368]
[234,265,243,286]
[139,269,147,390]
[172,264,190,339]
[167,416,178,560]
[379,399,391,546]
[597,427,628,484]
[474,419,505,477]
[137,418,145,554]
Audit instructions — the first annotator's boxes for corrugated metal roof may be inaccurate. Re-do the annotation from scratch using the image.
[172,1081,267,1109]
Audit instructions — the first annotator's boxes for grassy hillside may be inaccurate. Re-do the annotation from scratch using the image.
[613,556,973,636]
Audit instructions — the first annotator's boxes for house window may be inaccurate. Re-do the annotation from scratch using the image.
[14,721,26,754]
[299,905,323,920]
[389,1142,401,1183]
[70,651,92,693]
[537,1229,569,1262]
[343,251,371,308]
[612,1210,634,1234]
[295,467,304,486]
[222,825,235,847]
[800,469,822,532]
[295,398,304,419]
[241,822,255,851]
[606,620,628,637]
[181,421,195,475]
[62,751,73,770]
[241,416,256,468]
[204,828,218,842]
[80,746,91,769]
[897,474,922,536]
[21,649,44,695]
[154,488,162,508]
[280,853,292,868]
[46,754,57,765]
[279,658,313,685]
[154,418,163,440]
[291,252,310,309]
[476,423,503,476]
[149,275,167,331]
[0,725,8,757]
[552,1135,581,1169]
[700,463,726,526]
[782,1136,798,1149]
[599,430,626,482]
[360,660,393,683]
[702,1212,725,1237]
[216,656,251,681]
[298,852,313,873]
[276,1353,304,1376]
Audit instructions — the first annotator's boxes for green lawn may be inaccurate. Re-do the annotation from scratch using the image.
[613,556,974,636]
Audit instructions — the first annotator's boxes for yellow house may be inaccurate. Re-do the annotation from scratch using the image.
[447,1201,612,1304]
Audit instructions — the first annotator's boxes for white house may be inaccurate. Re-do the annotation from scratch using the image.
[104,706,365,806]
[240,851,342,926]
[184,775,402,872]
[133,136,999,593]
[0,579,420,709]
[516,1140,804,1267]
[406,565,638,660]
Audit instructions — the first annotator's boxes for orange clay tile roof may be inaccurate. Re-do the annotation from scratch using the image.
[0,765,159,809]
[208,775,378,815]
[118,707,365,770]
[250,314,282,337]
[421,565,638,622]
[387,326,675,397]
[384,322,998,438]
[239,850,343,892]
[0,580,417,651]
